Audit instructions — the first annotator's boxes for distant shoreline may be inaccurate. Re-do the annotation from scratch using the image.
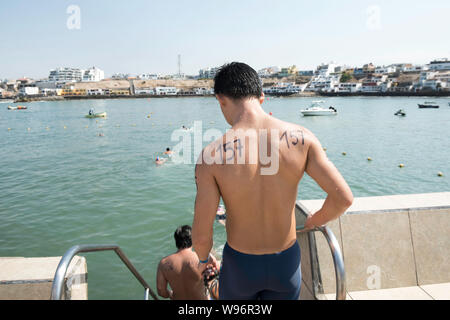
[317,91,450,97]
[3,91,449,103]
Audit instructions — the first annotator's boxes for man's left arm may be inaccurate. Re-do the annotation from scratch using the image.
[192,160,220,272]
[156,261,173,299]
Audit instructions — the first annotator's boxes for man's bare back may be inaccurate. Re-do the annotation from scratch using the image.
[201,115,310,254]
[157,248,206,300]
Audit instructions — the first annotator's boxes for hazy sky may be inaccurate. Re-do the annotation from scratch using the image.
[1,0,449,79]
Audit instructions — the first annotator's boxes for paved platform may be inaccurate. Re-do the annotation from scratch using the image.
[324,283,449,300]
[300,191,450,214]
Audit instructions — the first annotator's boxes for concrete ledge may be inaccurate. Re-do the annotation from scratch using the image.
[348,286,433,300]
[420,283,450,300]
[297,192,450,299]
[0,256,87,300]
[300,192,450,214]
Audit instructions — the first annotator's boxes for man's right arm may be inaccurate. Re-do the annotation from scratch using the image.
[304,133,353,229]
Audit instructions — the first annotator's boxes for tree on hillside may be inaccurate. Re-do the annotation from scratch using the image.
[340,72,352,83]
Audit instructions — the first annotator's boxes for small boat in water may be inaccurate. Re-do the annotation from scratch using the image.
[7,105,27,110]
[300,101,337,116]
[418,101,439,109]
[85,112,107,118]
[394,109,406,116]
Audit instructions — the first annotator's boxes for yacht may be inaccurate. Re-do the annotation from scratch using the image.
[300,101,337,116]
[418,101,439,108]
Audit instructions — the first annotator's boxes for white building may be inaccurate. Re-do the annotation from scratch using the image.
[307,75,340,92]
[19,86,39,96]
[258,66,280,78]
[427,59,450,71]
[40,88,61,96]
[337,82,362,93]
[87,89,104,96]
[360,75,388,93]
[138,74,160,80]
[135,88,155,95]
[263,82,307,95]
[417,71,449,91]
[155,87,178,95]
[111,73,130,80]
[402,65,426,73]
[49,67,84,82]
[316,63,338,76]
[82,67,105,82]
[199,67,220,79]
[194,87,214,95]
[375,66,396,74]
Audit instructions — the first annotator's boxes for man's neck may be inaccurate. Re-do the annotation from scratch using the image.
[176,247,192,254]
[231,100,266,127]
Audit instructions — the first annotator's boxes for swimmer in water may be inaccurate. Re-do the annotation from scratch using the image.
[155,156,167,166]
[164,147,173,155]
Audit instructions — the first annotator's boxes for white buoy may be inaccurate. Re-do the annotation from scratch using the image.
[399,163,404,168]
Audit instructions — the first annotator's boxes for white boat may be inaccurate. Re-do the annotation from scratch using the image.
[300,101,337,116]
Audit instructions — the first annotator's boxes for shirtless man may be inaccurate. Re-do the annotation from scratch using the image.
[156,225,219,300]
[192,62,353,300]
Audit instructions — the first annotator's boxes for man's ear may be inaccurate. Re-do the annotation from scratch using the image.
[259,92,265,105]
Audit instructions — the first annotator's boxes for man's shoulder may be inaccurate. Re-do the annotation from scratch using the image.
[273,118,317,146]
[196,134,226,169]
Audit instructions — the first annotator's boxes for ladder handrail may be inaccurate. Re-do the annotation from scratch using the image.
[296,226,346,300]
[50,244,158,300]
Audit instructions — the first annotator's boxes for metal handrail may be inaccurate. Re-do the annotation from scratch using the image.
[50,244,158,300]
[296,226,346,300]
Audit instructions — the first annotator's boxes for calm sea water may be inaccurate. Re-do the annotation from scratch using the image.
[1,96,449,299]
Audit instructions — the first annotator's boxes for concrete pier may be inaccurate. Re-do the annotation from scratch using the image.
[296,192,450,300]
[0,256,87,300]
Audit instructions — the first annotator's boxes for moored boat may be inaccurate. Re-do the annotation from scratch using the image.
[85,112,107,118]
[7,105,27,110]
[300,101,337,116]
[418,101,439,108]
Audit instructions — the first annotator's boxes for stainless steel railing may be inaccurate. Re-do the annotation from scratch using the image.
[50,244,158,300]
[296,225,346,300]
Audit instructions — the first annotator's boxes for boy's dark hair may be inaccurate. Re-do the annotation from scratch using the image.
[214,62,262,100]
[174,225,192,249]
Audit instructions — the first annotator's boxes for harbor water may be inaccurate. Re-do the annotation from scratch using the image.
[1,96,449,299]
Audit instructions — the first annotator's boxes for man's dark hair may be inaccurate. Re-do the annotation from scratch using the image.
[174,225,192,249]
[166,147,170,151]
[214,62,262,100]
